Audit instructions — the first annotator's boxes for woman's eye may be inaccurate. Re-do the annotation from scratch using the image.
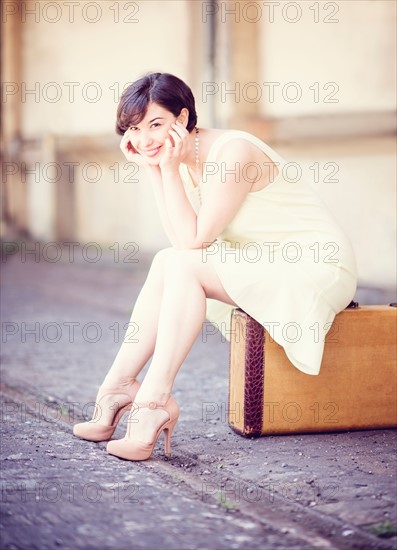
[151,123,161,128]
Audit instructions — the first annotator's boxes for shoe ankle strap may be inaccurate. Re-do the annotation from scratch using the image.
[101,377,138,390]
[132,399,169,410]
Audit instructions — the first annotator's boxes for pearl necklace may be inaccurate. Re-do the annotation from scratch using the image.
[195,126,202,206]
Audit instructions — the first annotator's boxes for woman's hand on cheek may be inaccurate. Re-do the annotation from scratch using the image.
[159,122,190,172]
[120,130,144,164]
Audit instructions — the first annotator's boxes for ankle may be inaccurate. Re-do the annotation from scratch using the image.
[134,389,171,407]
[102,373,137,389]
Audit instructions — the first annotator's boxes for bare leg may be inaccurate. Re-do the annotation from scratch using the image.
[129,249,238,440]
[90,248,175,425]
[102,247,175,386]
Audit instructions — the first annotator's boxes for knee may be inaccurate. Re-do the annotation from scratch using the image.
[149,247,178,274]
[163,249,196,279]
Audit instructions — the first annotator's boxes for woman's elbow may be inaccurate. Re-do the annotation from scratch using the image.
[188,238,217,250]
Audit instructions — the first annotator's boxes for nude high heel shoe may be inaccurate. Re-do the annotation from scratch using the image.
[73,377,140,442]
[106,395,180,461]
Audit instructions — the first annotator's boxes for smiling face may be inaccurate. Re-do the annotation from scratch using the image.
[126,102,188,165]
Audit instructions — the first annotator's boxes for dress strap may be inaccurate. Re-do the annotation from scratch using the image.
[206,130,287,167]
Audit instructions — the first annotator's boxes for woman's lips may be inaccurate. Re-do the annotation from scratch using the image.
[142,146,162,158]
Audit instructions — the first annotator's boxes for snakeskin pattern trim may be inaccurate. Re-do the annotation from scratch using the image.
[243,313,265,436]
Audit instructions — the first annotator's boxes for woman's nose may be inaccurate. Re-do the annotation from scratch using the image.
[139,131,153,148]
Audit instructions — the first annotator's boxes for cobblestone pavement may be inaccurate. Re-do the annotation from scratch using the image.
[1,243,396,550]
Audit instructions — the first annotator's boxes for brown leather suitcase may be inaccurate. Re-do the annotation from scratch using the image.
[228,302,397,436]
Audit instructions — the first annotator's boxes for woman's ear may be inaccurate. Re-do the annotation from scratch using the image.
[177,108,189,128]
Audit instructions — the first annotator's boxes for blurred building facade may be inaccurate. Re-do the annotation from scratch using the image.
[1,0,396,289]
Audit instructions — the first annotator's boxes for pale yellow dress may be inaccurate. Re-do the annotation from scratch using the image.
[179,130,358,376]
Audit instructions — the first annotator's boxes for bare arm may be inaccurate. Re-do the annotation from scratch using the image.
[160,133,272,249]
[147,166,183,249]
[160,165,202,249]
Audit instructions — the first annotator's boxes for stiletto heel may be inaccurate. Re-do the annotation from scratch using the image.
[106,395,180,461]
[73,378,140,442]
[164,418,178,457]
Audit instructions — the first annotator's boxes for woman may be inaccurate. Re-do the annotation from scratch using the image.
[73,72,358,461]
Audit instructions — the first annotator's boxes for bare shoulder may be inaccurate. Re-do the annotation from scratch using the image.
[207,130,274,161]
[207,131,279,190]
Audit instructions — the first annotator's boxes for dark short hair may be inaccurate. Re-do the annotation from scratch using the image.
[116,72,198,135]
